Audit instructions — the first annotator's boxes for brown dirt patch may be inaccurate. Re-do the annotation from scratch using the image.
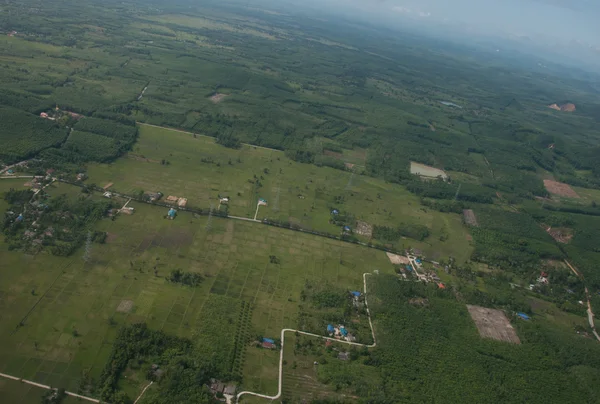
[210,93,228,103]
[106,232,118,243]
[344,162,355,170]
[103,183,113,190]
[116,300,134,313]
[386,252,410,265]
[355,220,373,237]
[543,179,579,198]
[409,298,429,306]
[323,150,343,159]
[548,103,576,112]
[466,233,473,241]
[544,226,573,244]
[467,305,521,344]
[429,123,436,132]
[463,209,478,226]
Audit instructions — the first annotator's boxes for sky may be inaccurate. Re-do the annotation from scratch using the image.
[289,0,600,66]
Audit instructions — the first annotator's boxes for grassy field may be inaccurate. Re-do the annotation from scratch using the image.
[0,377,80,404]
[0,189,394,398]
[85,124,473,262]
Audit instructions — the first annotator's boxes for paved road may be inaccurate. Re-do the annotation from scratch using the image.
[236,273,376,403]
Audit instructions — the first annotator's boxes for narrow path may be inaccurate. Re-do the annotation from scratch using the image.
[0,372,99,403]
[137,122,283,153]
[565,260,600,342]
[236,273,376,403]
[133,381,153,404]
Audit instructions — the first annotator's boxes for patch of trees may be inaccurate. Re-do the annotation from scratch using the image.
[373,223,430,242]
[98,323,218,404]
[364,274,600,403]
[167,269,203,286]
[0,106,68,164]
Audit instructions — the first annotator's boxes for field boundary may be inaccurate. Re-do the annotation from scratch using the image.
[236,272,376,403]
[137,122,283,153]
[56,178,407,257]
[0,372,100,403]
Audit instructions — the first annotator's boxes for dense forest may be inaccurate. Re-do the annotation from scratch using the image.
[362,275,600,403]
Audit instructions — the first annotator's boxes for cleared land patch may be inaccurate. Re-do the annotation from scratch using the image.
[209,93,228,103]
[116,300,134,313]
[355,220,373,237]
[463,209,478,227]
[467,305,520,344]
[410,162,448,180]
[386,252,410,265]
[543,179,579,198]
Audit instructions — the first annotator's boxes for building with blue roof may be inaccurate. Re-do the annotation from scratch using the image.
[327,324,335,333]
[350,291,361,297]
[331,209,339,215]
[340,327,348,337]
[167,208,177,219]
[262,337,275,344]
[517,312,530,320]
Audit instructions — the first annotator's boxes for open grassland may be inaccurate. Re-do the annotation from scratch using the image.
[0,193,394,397]
[0,377,80,404]
[86,124,473,262]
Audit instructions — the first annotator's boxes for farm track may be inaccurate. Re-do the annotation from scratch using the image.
[564,261,600,342]
[236,272,376,403]
[0,372,100,403]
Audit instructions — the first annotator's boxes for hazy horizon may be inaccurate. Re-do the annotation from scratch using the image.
[257,0,600,69]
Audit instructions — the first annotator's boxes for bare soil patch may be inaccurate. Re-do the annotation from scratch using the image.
[467,305,521,344]
[323,150,343,159]
[103,183,113,190]
[386,252,410,265]
[116,299,134,313]
[462,209,478,227]
[344,162,355,170]
[410,162,447,180]
[544,226,573,244]
[543,179,579,198]
[209,93,228,103]
[355,220,373,237]
[106,232,118,243]
[548,103,576,112]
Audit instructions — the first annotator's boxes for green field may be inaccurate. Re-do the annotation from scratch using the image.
[1,0,600,402]
[0,190,394,400]
[85,124,473,262]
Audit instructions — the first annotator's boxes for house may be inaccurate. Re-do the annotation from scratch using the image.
[223,385,236,396]
[340,327,348,337]
[331,209,339,215]
[350,291,361,297]
[103,192,112,199]
[437,283,446,289]
[146,192,162,202]
[262,341,275,349]
[177,198,188,207]
[40,112,49,118]
[167,208,177,219]
[258,198,268,206]
[76,173,87,181]
[343,226,351,232]
[516,312,530,321]
[327,324,335,334]
[219,197,230,204]
[325,340,333,347]
[166,195,179,203]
